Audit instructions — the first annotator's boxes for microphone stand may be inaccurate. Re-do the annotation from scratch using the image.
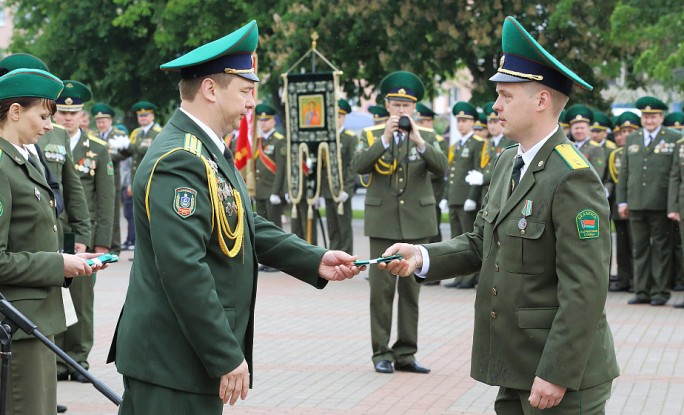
[0,292,122,414]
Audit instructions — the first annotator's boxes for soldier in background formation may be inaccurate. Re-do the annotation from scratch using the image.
[369,105,389,125]
[120,101,163,187]
[565,104,606,179]
[473,101,513,204]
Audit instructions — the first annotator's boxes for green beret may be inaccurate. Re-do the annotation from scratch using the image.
[56,80,92,112]
[490,16,592,95]
[255,103,276,119]
[565,104,593,125]
[0,68,63,101]
[616,111,641,130]
[664,112,684,130]
[91,103,115,119]
[416,102,436,120]
[368,105,389,121]
[482,102,498,120]
[161,20,259,82]
[590,110,613,131]
[0,53,49,75]
[635,96,667,113]
[338,99,352,115]
[452,101,478,119]
[132,100,157,114]
[559,109,569,127]
[379,71,424,102]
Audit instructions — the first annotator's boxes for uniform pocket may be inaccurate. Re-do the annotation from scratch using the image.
[517,306,558,329]
[503,219,545,274]
[481,203,500,258]
[365,197,382,207]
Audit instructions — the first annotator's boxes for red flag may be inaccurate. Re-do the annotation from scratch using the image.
[234,111,251,170]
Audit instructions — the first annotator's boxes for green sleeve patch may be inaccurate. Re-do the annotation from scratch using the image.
[107,161,114,176]
[576,209,599,239]
[174,187,197,218]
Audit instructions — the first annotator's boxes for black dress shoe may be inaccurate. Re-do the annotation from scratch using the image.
[457,283,475,289]
[57,372,69,381]
[673,284,684,292]
[650,298,667,306]
[70,371,89,383]
[57,404,68,413]
[673,301,684,309]
[395,361,431,374]
[627,297,650,305]
[443,281,460,288]
[609,282,628,292]
[374,360,393,374]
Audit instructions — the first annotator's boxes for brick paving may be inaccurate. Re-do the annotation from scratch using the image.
[55,200,684,414]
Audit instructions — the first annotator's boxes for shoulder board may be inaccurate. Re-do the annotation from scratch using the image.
[677,137,684,144]
[471,134,484,142]
[88,134,108,146]
[588,140,600,146]
[365,124,385,132]
[555,143,590,170]
[182,133,203,156]
[605,140,617,149]
[273,132,284,139]
[435,134,444,142]
[343,129,356,136]
[152,125,163,132]
[52,123,66,130]
[611,147,624,155]
[417,125,434,133]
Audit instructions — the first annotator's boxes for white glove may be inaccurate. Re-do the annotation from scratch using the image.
[284,193,290,204]
[465,170,484,186]
[439,199,448,211]
[269,194,281,205]
[339,191,350,203]
[109,134,130,151]
[464,199,477,212]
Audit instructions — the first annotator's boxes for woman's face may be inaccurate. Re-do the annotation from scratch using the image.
[17,103,54,145]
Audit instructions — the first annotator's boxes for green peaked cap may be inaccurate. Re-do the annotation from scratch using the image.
[0,68,63,101]
[490,16,592,95]
[565,104,593,124]
[56,80,92,112]
[368,105,389,120]
[483,101,498,119]
[91,103,115,118]
[664,111,684,129]
[379,71,424,102]
[337,99,352,115]
[161,20,259,82]
[452,101,478,119]
[0,53,49,75]
[416,103,436,119]
[635,96,667,113]
[255,103,276,119]
[559,109,569,127]
[616,111,641,130]
[131,100,157,114]
[591,110,612,130]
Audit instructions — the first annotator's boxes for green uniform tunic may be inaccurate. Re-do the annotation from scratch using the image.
[102,126,130,254]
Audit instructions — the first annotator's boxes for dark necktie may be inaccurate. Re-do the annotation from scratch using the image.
[511,155,525,191]
[646,134,653,147]
[27,152,44,175]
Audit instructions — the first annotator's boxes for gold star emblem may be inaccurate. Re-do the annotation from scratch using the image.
[65,97,73,105]
[398,88,406,95]
[66,83,73,88]
[645,105,652,111]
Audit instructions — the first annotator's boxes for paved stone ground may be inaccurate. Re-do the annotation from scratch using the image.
[56,199,684,414]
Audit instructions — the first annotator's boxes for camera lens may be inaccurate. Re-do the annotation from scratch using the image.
[398,116,412,132]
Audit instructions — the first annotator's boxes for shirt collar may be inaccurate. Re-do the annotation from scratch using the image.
[11,143,30,160]
[492,134,504,146]
[460,131,473,145]
[141,123,154,135]
[180,107,225,153]
[69,129,82,152]
[262,128,274,140]
[644,126,661,139]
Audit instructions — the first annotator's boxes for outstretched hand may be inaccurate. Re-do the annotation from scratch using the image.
[378,243,419,277]
[318,250,364,281]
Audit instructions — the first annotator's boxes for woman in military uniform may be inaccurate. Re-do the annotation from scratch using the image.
[0,68,104,415]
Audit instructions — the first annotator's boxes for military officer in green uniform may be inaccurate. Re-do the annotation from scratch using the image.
[107,21,360,414]
[352,70,447,374]
[618,96,681,306]
[668,114,684,307]
[443,101,485,288]
[566,104,606,179]
[121,100,162,185]
[416,102,448,249]
[473,110,489,138]
[665,112,684,132]
[607,111,640,292]
[253,103,286,230]
[0,68,105,415]
[381,17,619,413]
[52,80,116,381]
[92,103,130,254]
[663,112,684,292]
[368,105,389,125]
[320,99,357,254]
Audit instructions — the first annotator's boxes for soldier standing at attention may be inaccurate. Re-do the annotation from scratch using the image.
[618,96,680,306]
[352,70,447,374]
[382,16,619,413]
[52,80,116,382]
[320,99,357,254]
[566,104,606,179]
[443,101,484,289]
[121,101,162,186]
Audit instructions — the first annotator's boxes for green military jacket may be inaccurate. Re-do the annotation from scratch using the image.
[608,146,625,215]
[429,134,449,201]
[127,123,162,181]
[38,125,91,247]
[575,139,606,180]
[0,139,67,340]
[253,130,286,199]
[668,137,684,214]
[422,129,619,391]
[352,124,447,240]
[321,128,357,199]
[617,127,680,210]
[481,134,514,198]
[110,109,327,394]
[599,140,617,196]
[71,130,116,248]
[446,132,485,205]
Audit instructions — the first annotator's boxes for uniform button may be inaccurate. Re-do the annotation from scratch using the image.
[52,225,57,232]
[483,210,488,217]
[496,241,501,248]
[491,287,497,296]
[400,200,405,205]
[643,166,647,170]
[398,168,403,172]
[450,174,454,177]
[256,169,260,173]
[490,311,497,319]
[642,182,646,186]
[495,264,500,272]
[449,181,453,184]
[49,200,54,208]
[399,178,404,182]
[520,229,526,235]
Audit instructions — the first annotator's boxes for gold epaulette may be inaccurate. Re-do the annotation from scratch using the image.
[88,134,108,147]
[435,134,445,142]
[344,129,356,136]
[130,128,140,144]
[472,134,484,141]
[605,140,617,150]
[183,133,203,156]
[52,123,66,130]
[555,143,590,170]
[677,137,684,144]
[588,140,600,146]
[152,125,162,132]
[273,131,284,139]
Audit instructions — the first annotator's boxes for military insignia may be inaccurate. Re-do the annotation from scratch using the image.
[34,187,41,201]
[65,97,73,105]
[408,147,418,161]
[576,209,599,239]
[628,144,640,154]
[107,161,114,176]
[174,187,197,218]
[461,147,470,158]
[86,151,97,158]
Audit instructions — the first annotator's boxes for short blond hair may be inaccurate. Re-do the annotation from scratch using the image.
[179,73,236,102]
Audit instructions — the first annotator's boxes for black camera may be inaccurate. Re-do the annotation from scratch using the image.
[398,115,412,132]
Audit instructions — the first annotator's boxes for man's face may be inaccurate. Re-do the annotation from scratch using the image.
[137,112,155,127]
[641,113,664,133]
[258,117,276,134]
[487,118,503,136]
[493,83,539,141]
[216,76,256,135]
[80,113,90,130]
[590,129,607,142]
[95,117,113,133]
[385,100,415,117]
[53,110,83,135]
[570,121,589,141]
[456,117,474,136]
[337,113,346,129]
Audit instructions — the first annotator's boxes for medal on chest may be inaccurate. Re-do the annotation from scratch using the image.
[518,199,533,235]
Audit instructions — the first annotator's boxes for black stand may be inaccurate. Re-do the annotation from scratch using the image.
[0,293,122,414]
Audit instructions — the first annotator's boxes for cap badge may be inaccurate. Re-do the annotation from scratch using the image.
[398,88,406,95]
[65,97,73,105]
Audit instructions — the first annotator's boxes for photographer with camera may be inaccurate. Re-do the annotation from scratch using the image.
[351,71,447,374]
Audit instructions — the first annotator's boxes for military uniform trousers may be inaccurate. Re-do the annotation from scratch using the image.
[613,218,633,289]
[369,237,426,365]
[629,210,672,302]
[255,198,283,229]
[494,380,612,415]
[324,197,353,254]
[56,272,95,374]
[119,376,222,415]
[110,162,122,255]
[672,222,684,288]
[290,199,318,246]
[1,336,57,415]
[448,204,479,286]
